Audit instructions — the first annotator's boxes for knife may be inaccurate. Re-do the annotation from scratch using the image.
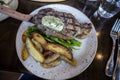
[112,32,120,80]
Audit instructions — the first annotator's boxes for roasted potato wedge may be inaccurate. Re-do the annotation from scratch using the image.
[41,59,61,68]
[45,43,73,60]
[44,51,60,63]
[21,45,29,61]
[32,32,73,59]
[22,30,27,43]
[26,38,45,63]
[31,39,43,52]
[32,32,47,46]
[61,56,77,66]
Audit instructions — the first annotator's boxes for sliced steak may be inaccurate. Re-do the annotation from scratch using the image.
[32,8,92,40]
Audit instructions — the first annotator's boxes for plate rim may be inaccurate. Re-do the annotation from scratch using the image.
[16,4,98,79]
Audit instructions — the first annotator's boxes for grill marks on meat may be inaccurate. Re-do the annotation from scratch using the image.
[33,8,92,39]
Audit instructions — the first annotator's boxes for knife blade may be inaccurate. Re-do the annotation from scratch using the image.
[112,32,120,80]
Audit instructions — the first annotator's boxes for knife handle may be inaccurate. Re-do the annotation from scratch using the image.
[0,5,32,21]
[105,39,116,77]
[112,44,120,80]
[112,54,120,80]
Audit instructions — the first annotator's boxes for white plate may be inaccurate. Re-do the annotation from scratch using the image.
[16,4,97,80]
[0,0,18,21]
[31,0,66,2]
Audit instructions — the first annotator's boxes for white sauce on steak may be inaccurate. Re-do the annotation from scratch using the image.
[42,16,64,31]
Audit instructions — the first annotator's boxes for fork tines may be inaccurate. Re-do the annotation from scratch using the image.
[111,19,120,32]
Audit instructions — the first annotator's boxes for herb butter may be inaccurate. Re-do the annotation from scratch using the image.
[42,16,64,31]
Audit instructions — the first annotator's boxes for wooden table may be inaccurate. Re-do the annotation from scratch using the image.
[0,0,120,80]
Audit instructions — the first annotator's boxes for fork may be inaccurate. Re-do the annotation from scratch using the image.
[105,19,120,77]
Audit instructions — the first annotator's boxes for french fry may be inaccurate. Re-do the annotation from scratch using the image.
[22,30,76,67]
[41,59,61,68]
[22,30,27,43]
[45,43,73,60]
[21,45,29,61]
[61,56,77,66]
[26,38,45,63]
[31,39,43,52]
[44,51,60,63]
[32,32,72,60]
[32,32,47,46]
